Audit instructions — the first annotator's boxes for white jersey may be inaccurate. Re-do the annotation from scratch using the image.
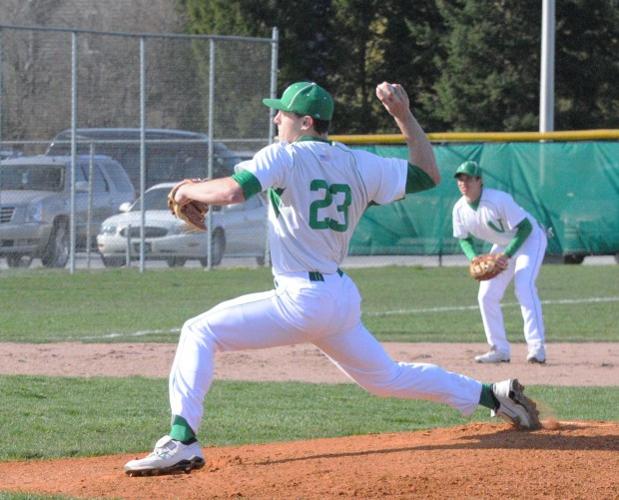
[237,139,407,274]
[452,188,532,246]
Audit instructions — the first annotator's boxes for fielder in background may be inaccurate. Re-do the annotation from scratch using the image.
[452,160,548,364]
[124,81,540,477]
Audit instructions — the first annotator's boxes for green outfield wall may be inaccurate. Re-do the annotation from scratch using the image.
[338,137,619,259]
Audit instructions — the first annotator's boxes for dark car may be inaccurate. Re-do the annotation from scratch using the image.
[0,154,135,268]
[46,128,242,189]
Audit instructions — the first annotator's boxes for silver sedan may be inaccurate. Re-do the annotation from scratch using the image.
[97,183,268,267]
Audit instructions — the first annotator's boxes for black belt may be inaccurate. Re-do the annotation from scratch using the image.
[308,269,343,281]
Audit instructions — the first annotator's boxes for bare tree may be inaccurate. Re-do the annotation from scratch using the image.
[0,0,199,149]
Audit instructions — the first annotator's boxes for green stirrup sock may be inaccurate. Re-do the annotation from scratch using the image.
[479,383,499,410]
[170,415,196,444]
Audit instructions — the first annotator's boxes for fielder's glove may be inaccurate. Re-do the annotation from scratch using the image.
[167,179,209,232]
[469,254,507,281]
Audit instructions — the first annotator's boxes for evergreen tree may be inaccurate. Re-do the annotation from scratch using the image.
[431,0,541,131]
[554,0,619,129]
[180,0,619,133]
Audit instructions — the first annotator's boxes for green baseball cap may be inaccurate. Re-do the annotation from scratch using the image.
[262,81,334,120]
[454,160,482,178]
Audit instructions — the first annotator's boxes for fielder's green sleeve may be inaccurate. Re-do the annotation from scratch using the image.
[405,163,436,193]
[231,170,262,200]
[459,237,478,261]
[504,218,533,257]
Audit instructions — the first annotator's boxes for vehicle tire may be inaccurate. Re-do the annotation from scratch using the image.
[166,257,187,267]
[563,253,585,265]
[6,254,33,268]
[615,253,619,264]
[199,229,225,267]
[41,220,70,268]
[101,256,125,267]
[256,255,265,266]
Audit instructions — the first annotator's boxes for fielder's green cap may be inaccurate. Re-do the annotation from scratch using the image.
[262,81,334,120]
[454,160,482,178]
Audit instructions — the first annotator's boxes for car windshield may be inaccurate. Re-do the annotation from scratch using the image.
[0,164,64,191]
[131,187,169,211]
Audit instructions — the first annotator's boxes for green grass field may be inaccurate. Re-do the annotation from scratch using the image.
[0,264,617,471]
[0,376,617,462]
[0,264,617,343]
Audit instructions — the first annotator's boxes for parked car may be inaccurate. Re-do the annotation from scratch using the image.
[96,183,267,267]
[0,154,135,268]
[46,128,242,190]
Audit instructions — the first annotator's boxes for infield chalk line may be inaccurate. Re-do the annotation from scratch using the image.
[365,296,619,317]
[69,295,619,341]
[73,328,181,341]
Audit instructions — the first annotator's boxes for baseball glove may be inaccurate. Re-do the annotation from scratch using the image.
[167,180,209,232]
[469,254,505,281]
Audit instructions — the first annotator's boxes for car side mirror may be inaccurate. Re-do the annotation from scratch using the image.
[75,180,89,192]
[119,202,132,212]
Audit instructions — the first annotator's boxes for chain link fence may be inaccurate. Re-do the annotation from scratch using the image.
[0,24,277,272]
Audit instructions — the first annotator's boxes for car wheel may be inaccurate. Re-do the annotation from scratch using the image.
[6,254,33,268]
[563,253,585,265]
[199,229,225,267]
[41,220,70,268]
[101,256,125,268]
[166,257,187,267]
[256,255,266,266]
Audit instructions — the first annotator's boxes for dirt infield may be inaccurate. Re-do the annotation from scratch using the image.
[1,341,618,385]
[1,422,618,499]
[1,341,618,499]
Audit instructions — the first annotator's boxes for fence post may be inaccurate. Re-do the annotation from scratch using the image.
[125,224,132,267]
[69,31,78,274]
[205,37,215,270]
[268,27,278,143]
[262,27,279,268]
[139,36,146,273]
[86,142,95,268]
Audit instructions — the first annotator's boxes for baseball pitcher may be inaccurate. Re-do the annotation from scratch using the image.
[124,82,540,476]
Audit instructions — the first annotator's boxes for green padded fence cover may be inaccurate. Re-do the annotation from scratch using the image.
[349,142,619,257]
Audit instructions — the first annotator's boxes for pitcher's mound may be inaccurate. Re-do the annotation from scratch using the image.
[1,421,617,499]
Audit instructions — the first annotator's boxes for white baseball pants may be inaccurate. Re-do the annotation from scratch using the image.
[169,271,483,433]
[478,226,547,355]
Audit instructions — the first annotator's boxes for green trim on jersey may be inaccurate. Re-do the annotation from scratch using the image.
[296,135,331,144]
[405,163,436,193]
[459,236,478,261]
[488,219,506,233]
[232,170,262,200]
[269,187,285,218]
[504,218,533,257]
[467,196,481,211]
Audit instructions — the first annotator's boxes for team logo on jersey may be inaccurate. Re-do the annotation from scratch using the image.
[488,218,505,233]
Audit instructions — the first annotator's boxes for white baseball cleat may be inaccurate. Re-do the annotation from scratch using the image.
[124,435,205,477]
[474,348,510,363]
[491,379,541,430]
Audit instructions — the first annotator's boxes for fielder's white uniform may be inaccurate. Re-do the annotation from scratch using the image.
[452,188,547,357]
[169,139,483,434]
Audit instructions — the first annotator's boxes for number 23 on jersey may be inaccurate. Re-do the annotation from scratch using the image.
[309,179,352,232]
